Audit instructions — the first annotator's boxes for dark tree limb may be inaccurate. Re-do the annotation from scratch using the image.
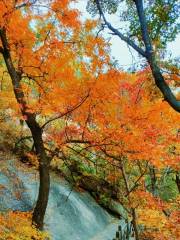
[133,0,180,112]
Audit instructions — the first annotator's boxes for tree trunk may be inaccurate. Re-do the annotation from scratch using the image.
[27,121,50,230]
[0,27,50,230]
[32,163,50,229]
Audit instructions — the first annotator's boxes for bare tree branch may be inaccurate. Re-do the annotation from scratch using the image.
[95,0,147,57]
[15,0,37,9]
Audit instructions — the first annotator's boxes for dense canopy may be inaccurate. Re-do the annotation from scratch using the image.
[0,1,179,239]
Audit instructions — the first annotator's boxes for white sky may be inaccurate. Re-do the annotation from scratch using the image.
[75,0,180,70]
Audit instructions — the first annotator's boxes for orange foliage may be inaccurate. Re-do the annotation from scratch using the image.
[0,0,179,238]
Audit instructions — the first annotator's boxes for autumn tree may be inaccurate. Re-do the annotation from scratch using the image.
[87,0,180,112]
[0,0,110,229]
[0,1,179,238]
[52,68,179,239]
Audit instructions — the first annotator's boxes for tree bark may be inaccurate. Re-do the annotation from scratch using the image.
[0,27,50,230]
[27,120,50,230]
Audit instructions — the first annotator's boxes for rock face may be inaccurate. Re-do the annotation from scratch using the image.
[65,162,126,218]
[0,155,120,240]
